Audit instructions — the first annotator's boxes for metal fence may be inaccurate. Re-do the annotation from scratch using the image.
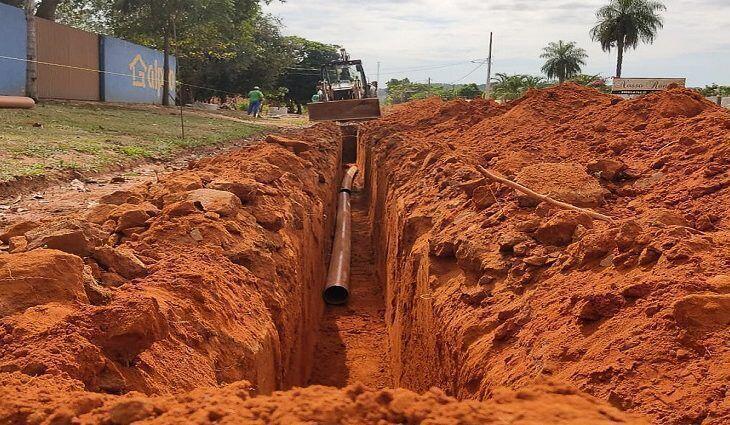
[0,4,176,104]
[0,3,27,96]
[36,18,100,101]
[101,36,176,104]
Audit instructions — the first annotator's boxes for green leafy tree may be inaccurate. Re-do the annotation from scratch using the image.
[109,0,290,104]
[491,73,549,101]
[456,83,483,99]
[540,40,587,83]
[699,84,730,97]
[569,74,610,92]
[1,0,65,20]
[55,0,111,33]
[385,78,413,104]
[590,0,666,77]
[279,37,340,113]
[385,79,459,104]
[112,0,221,105]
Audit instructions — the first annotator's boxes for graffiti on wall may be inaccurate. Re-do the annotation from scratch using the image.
[128,54,176,94]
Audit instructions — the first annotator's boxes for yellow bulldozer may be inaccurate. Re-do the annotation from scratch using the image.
[308,49,382,122]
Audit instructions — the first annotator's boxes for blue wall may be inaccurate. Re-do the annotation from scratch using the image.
[0,4,27,96]
[101,36,176,104]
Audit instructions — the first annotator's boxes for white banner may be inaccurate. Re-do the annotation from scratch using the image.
[612,78,686,92]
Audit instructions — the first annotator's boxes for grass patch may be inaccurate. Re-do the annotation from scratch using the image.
[0,102,270,182]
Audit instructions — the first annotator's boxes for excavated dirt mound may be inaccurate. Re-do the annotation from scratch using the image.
[2,372,645,424]
[360,83,729,424]
[0,125,343,398]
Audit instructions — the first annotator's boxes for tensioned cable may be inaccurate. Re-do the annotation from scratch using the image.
[374,58,489,76]
[448,60,488,85]
[0,54,244,97]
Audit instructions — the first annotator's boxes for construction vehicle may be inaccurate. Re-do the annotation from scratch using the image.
[308,49,382,122]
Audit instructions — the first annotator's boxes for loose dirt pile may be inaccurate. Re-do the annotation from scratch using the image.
[360,83,729,424]
[3,372,644,424]
[0,125,342,399]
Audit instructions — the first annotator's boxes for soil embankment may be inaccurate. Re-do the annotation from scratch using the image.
[0,125,343,398]
[359,84,729,424]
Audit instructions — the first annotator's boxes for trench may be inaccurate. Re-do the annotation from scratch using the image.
[308,189,392,388]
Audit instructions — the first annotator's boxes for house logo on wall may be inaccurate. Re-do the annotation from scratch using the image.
[128,54,147,88]
[128,53,170,93]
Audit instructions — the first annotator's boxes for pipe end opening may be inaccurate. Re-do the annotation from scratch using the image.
[323,286,349,305]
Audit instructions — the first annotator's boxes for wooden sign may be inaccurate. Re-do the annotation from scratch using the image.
[612,78,686,93]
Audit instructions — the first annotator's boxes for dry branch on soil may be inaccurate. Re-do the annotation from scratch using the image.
[476,165,614,222]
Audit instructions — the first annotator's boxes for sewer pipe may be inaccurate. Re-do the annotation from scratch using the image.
[0,96,35,109]
[323,165,358,305]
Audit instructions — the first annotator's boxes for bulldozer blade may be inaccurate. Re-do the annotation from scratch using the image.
[308,98,382,122]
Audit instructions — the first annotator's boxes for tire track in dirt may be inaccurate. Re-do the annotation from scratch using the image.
[308,190,392,388]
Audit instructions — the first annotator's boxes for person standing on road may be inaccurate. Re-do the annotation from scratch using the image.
[248,86,264,118]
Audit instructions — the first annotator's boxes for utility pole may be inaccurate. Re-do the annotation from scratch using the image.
[484,32,493,99]
[376,61,381,83]
[25,0,37,100]
[428,77,431,87]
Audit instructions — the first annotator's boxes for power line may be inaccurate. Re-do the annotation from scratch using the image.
[0,54,244,97]
[449,60,488,85]
[375,58,488,76]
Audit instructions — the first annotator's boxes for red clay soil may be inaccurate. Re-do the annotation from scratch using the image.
[2,371,645,424]
[360,83,729,424]
[0,84,727,424]
[0,118,643,425]
[0,125,343,398]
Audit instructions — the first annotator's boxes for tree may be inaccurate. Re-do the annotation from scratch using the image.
[540,40,587,83]
[699,84,730,97]
[110,0,282,105]
[112,0,197,105]
[490,73,549,101]
[456,83,483,99]
[384,79,459,104]
[55,0,111,33]
[279,37,340,113]
[2,0,65,20]
[590,0,666,77]
[569,74,610,93]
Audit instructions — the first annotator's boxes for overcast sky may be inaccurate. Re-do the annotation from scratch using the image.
[263,0,730,87]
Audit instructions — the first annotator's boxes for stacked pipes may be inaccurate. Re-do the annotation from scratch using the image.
[323,165,358,305]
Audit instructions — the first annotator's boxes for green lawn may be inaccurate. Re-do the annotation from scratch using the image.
[0,102,270,182]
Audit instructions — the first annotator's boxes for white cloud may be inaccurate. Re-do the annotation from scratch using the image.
[265,0,730,86]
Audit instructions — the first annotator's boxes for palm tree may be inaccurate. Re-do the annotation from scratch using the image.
[491,73,549,101]
[590,0,666,77]
[540,41,588,83]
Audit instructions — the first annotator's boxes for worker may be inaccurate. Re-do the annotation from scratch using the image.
[370,81,378,98]
[247,86,264,118]
[311,86,324,103]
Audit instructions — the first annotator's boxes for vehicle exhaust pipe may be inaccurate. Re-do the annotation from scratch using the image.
[323,165,358,305]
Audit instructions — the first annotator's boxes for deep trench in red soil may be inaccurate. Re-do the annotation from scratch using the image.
[2,85,729,424]
[308,190,392,389]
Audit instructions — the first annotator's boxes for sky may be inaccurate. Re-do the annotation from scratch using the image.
[263,0,730,87]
